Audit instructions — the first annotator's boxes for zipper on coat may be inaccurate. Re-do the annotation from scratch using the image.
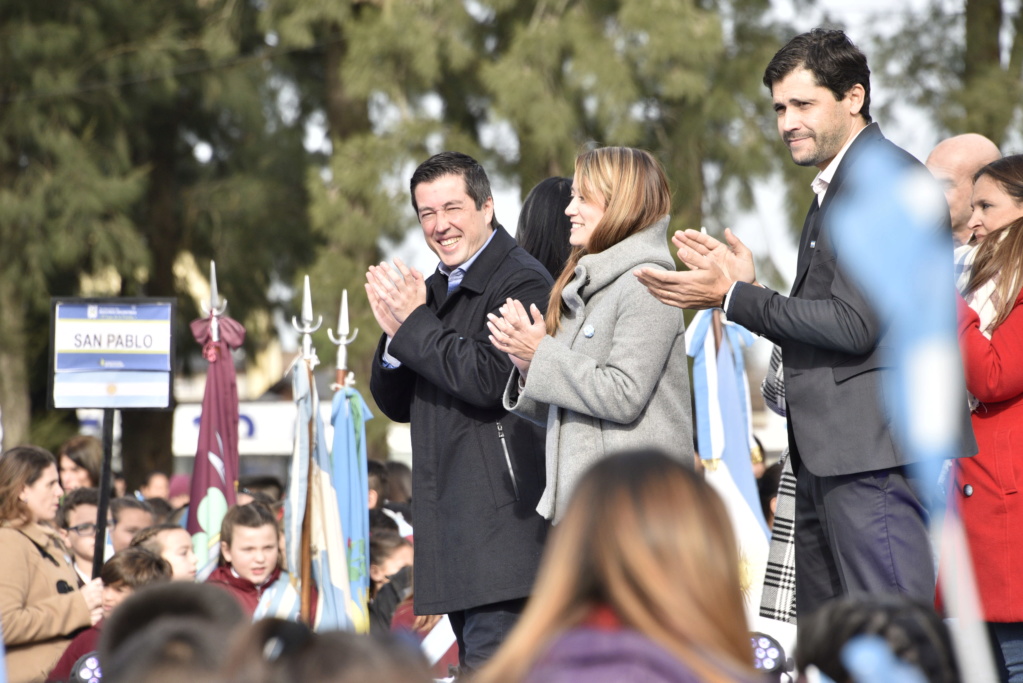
[496,421,520,501]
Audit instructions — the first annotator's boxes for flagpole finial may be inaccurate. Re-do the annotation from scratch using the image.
[200,260,229,342]
[328,290,359,388]
[291,275,322,363]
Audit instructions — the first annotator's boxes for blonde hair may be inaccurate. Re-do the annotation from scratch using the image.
[546,147,672,334]
[476,449,753,683]
[967,155,1023,331]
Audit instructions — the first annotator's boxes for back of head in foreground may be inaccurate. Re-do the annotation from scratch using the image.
[476,448,753,683]
[220,617,433,683]
[99,581,246,683]
[796,594,960,683]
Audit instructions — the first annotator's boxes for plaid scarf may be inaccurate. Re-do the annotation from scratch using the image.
[757,345,797,623]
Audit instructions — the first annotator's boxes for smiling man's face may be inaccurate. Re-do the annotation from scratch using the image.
[414,173,494,269]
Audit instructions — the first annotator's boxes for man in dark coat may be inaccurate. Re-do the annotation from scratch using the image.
[366,152,551,671]
[636,29,976,618]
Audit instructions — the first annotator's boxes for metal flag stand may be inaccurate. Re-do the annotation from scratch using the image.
[291,275,321,624]
[328,290,358,389]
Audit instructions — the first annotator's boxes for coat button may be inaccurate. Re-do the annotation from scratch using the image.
[583,325,595,338]
[963,484,974,497]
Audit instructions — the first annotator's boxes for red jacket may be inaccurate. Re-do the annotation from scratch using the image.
[951,292,1023,621]
[206,565,283,616]
[47,621,102,683]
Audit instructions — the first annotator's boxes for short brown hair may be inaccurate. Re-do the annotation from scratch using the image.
[220,502,279,549]
[101,547,173,589]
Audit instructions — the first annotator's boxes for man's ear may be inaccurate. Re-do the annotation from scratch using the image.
[220,541,232,565]
[367,489,378,510]
[845,83,866,117]
[483,196,494,229]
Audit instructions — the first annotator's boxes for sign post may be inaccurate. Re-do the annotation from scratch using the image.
[49,298,175,578]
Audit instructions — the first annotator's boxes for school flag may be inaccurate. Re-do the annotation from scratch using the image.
[186,312,243,580]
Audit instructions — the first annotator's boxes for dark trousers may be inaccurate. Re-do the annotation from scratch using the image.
[794,464,935,618]
[447,597,527,672]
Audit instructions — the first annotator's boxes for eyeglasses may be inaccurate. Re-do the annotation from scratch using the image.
[67,522,98,536]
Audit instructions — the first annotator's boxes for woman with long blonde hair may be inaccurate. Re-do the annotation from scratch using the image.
[488,146,692,523]
[948,154,1023,681]
[476,449,755,683]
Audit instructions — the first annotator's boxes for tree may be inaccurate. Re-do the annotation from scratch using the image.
[0,3,148,451]
[873,0,1023,147]
[263,0,803,458]
[1,2,316,487]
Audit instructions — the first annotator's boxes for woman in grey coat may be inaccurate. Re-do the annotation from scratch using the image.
[488,147,693,522]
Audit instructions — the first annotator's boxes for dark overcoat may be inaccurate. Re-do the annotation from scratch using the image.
[370,226,551,615]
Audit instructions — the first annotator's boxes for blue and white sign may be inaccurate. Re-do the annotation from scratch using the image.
[51,299,174,409]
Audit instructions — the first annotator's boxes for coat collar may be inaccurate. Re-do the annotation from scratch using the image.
[816,122,883,222]
[563,215,672,310]
[790,122,884,292]
[428,224,517,306]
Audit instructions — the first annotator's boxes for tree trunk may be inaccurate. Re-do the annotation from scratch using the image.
[0,279,30,450]
[120,129,179,490]
[324,24,370,141]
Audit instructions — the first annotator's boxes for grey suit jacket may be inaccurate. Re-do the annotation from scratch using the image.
[727,123,976,476]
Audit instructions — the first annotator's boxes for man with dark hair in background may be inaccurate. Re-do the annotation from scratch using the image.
[637,29,976,617]
[366,152,550,671]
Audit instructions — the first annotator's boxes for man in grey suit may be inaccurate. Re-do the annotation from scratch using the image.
[637,29,976,617]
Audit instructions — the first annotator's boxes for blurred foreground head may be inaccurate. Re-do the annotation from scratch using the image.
[796,594,959,683]
[220,617,432,683]
[99,581,246,683]
[478,448,753,683]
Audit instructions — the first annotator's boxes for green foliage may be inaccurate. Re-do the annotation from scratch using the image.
[872,0,1023,147]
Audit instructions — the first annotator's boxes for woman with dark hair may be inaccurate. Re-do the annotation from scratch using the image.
[57,434,103,492]
[476,449,756,683]
[0,446,103,683]
[949,153,1023,681]
[515,176,574,279]
[488,146,692,522]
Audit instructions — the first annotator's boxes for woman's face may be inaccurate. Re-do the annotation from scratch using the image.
[968,175,1023,243]
[21,464,63,523]
[59,455,91,492]
[565,177,606,250]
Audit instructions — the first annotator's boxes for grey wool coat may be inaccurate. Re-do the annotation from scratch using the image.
[505,216,694,522]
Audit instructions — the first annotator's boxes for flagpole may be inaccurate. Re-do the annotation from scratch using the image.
[292,275,321,625]
[328,290,358,389]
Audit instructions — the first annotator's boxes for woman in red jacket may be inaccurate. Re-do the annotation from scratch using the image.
[954,154,1023,682]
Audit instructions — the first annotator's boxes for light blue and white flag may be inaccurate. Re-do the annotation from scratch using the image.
[686,308,769,536]
[329,385,372,633]
[0,622,7,683]
[281,362,363,631]
[687,308,770,619]
[829,154,993,681]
